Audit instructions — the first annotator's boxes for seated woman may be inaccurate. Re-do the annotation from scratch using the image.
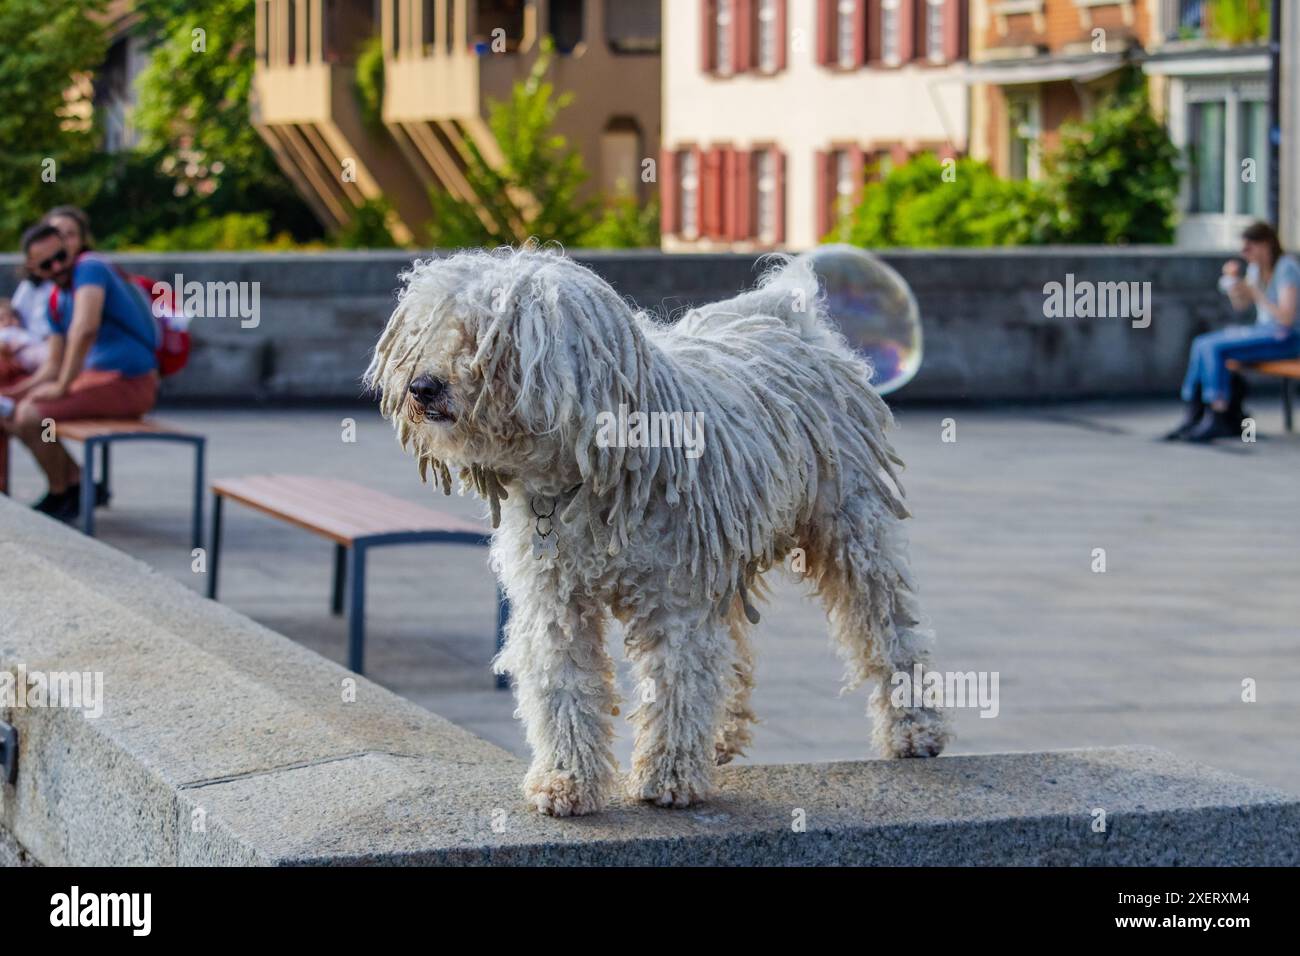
[1166,222,1300,443]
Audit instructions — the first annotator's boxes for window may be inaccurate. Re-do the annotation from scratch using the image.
[835,150,858,222]
[926,0,945,62]
[549,0,583,54]
[288,0,298,63]
[756,0,779,72]
[836,0,856,68]
[755,150,777,243]
[607,0,660,53]
[1237,99,1269,219]
[474,0,524,52]
[881,0,901,65]
[1006,92,1039,180]
[1188,100,1226,213]
[601,118,641,200]
[680,151,700,239]
[422,0,435,52]
[389,0,399,55]
[716,0,734,75]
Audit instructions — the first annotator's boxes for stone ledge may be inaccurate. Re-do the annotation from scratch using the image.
[2,496,1297,865]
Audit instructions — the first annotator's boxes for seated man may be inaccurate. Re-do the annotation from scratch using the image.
[1,223,158,521]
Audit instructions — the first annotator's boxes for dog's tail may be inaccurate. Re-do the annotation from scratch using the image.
[676,254,836,347]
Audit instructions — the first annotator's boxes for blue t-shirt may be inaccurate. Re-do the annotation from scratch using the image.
[1247,254,1300,327]
[51,257,157,377]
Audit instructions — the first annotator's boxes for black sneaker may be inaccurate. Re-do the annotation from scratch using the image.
[47,485,83,523]
[32,491,63,515]
[1186,410,1240,444]
[95,480,110,508]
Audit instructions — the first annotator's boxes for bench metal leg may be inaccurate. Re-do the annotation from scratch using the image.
[1284,380,1294,433]
[348,544,367,674]
[81,439,98,537]
[207,495,223,600]
[191,437,206,552]
[495,590,510,690]
[331,543,347,616]
[100,442,111,506]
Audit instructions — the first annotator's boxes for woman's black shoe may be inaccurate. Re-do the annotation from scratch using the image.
[49,487,82,523]
[1185,410,1240,443]
[32,491,63,515]
[1162,398,1206,441]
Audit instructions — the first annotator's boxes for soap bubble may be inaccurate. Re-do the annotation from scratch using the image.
[795,244,923,395]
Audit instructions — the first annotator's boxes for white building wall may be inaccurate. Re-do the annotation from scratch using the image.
[663,0,969,250]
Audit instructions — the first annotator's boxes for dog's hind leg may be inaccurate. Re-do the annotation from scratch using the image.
[715,608,757,765]
[494,595,618,817]
[808,496,952,759]
[624,605,733,807]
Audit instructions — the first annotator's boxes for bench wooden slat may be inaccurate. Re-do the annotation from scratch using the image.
[55,418,194,441]
[1245,359,1300,378]
[212,474,489,545]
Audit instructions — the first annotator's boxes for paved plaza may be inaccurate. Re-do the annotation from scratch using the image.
[7,399,1299,794]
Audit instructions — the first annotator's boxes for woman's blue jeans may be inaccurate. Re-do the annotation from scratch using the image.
[1180,325,1300,404]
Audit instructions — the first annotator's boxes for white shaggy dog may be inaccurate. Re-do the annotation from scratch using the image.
[366,245,950,816]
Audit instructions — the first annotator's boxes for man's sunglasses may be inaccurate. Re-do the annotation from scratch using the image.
[35,248,68,273]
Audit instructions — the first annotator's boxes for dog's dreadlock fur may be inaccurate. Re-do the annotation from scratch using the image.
[366,244,950,816]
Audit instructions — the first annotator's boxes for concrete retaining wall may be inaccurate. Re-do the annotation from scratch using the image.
[2,495,1297,866]
[0,248,1240,403]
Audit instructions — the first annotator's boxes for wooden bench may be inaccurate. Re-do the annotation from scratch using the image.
[1226,359,1300,432]
[0,418,205,547]
[208,475,508,686]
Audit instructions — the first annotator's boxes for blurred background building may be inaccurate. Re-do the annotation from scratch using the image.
[250,0,661,243]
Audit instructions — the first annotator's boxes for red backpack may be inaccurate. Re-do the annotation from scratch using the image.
[49,254,192,377]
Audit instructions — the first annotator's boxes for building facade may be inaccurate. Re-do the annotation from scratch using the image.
[251,0,662,243]
[967,0,1291,248]
[660,0,971,252]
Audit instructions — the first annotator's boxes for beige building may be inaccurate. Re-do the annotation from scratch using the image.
[252,0,662,244]
[660,0,971,252]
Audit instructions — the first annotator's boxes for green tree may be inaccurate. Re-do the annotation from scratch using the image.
[832,153,1050,248]
[580,196,660,248]
[0,0,107,247]
[122,0,320,244]
[427,38,598,247]
[1042,79,1181,244]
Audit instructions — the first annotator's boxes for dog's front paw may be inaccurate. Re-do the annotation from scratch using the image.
[524,768,608,817]
[628,757,713,809]
[869,689,952,758]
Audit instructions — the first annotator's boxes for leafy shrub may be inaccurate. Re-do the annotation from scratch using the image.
[1041,82,1181,244]
[831,154,1050,247]
[579,196,660,248]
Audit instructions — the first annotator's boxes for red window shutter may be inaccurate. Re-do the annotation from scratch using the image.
[815,149,831,239]
[851,0,867,66]
[733,148,752,240]
[775,0,787,70]
[722,147,738,240]
[942,0,962,62]
[773,148,786,244]
[702,0,717,73]
[889,143,911,165]
[703,147,725,239]
[895,0,915,62]
[733,0,753,73]
[815,0,831,65]
[661,149,680,236]
[866,0,882,62]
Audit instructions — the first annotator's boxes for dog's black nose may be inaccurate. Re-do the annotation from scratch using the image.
[408,374,445,406]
